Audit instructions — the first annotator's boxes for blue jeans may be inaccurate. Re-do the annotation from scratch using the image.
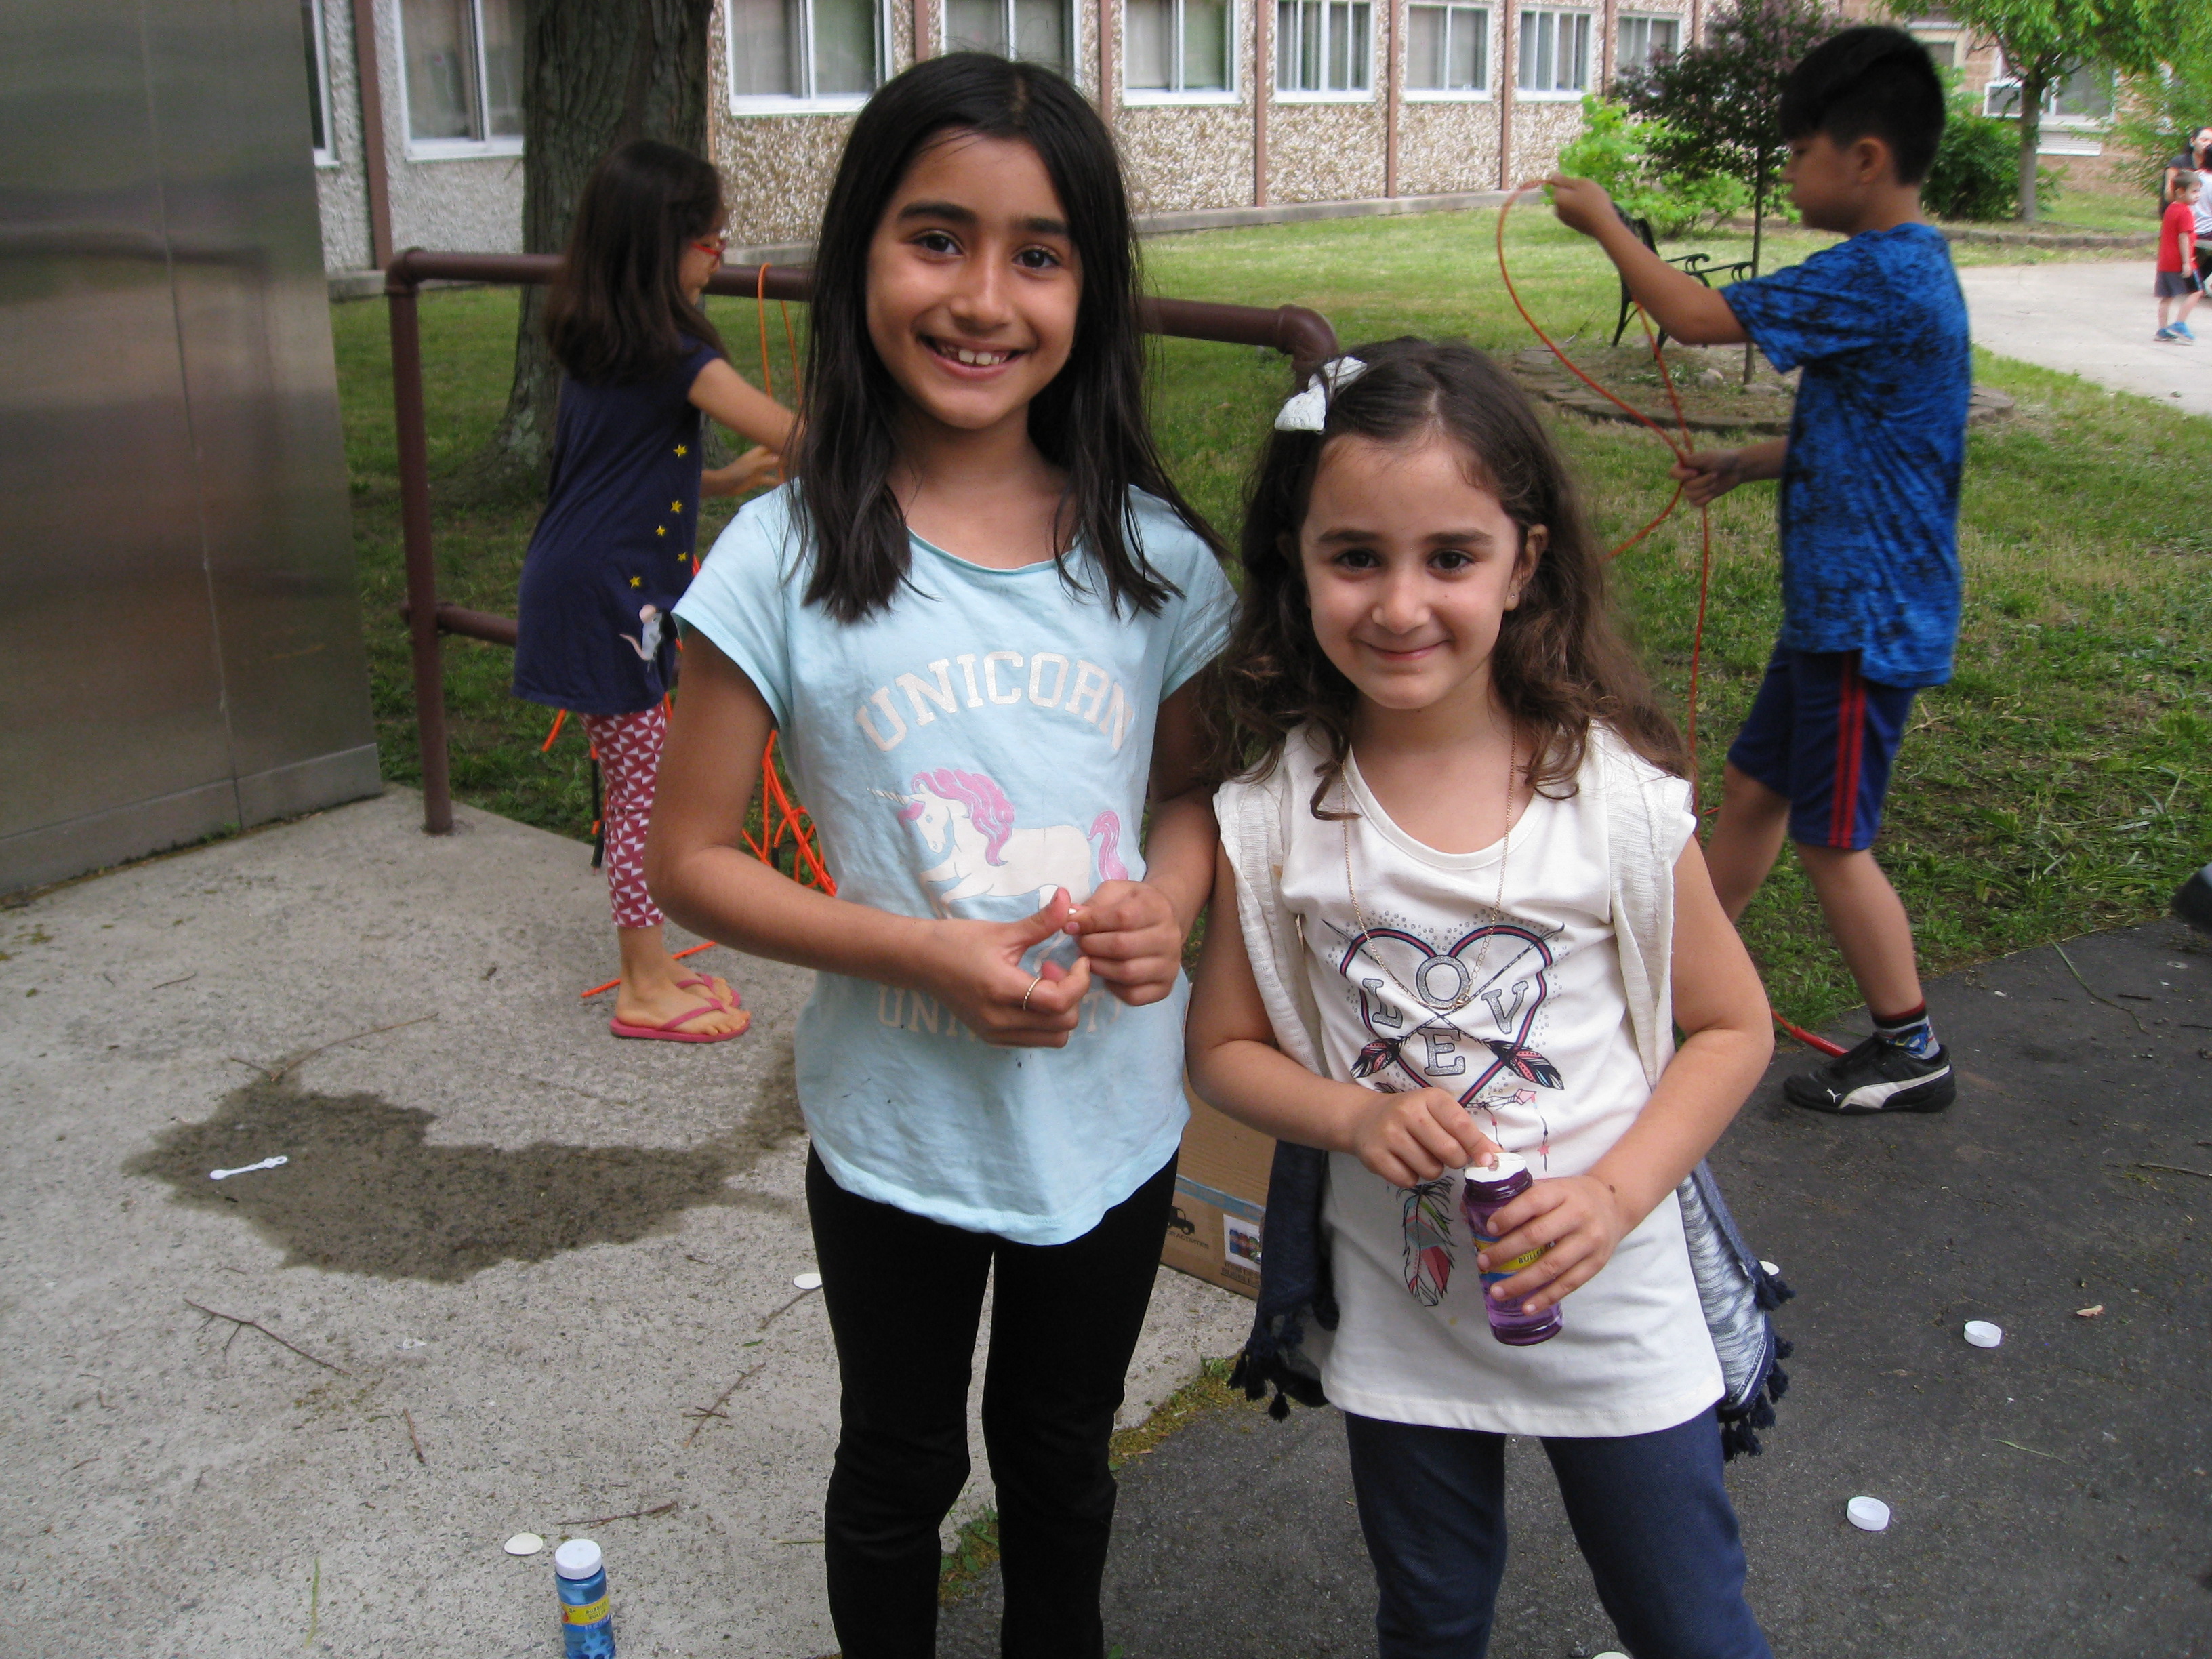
[1343,1408,1771,1659]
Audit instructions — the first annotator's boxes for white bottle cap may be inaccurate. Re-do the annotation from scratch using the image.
[1462,1151,1528,1183]
[1846,1496,1891,1532]
[1963,1319,2003,1349]
[554,1538,603,1579]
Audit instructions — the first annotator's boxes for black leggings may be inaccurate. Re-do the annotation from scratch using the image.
[806,1146,1176,1659]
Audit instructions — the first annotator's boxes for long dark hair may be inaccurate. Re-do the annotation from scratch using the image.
[1205,337,1686,814]
[544,139,727,384]
[796,52,1221,623]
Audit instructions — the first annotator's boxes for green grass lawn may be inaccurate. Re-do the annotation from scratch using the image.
[331,206,2209,1027]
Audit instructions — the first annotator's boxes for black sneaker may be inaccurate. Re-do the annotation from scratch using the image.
[1783,1033,1955,1115]
[2175,863,2212,935]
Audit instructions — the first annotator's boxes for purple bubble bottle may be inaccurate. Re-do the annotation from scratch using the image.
[1460,1153,1562,1346]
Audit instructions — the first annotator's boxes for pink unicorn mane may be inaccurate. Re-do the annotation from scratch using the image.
[1088,811,1128,882]
[909,768,1016,863]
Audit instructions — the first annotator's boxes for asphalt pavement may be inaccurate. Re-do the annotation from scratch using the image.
[942,918,2212,1658]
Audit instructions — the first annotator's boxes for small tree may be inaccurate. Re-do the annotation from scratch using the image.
[1909,0,2165,222]
[472,0,717,497]
[2111,20,2212,200]
[1619,0,1840,380]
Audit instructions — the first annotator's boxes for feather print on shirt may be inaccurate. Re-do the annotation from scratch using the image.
[1401,1177,1456,1305]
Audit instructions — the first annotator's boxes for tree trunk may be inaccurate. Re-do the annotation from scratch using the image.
[468,0,715,499]
[2016,58,2048,224]
[1743,158,1767,386]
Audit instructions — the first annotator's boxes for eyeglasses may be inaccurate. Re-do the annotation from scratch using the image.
[690,230,731,257]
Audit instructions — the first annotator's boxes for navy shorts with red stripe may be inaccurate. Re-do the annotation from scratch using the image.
[1727,645,1918,851]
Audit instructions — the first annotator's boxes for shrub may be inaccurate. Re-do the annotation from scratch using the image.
[1925,110,2021,220]
[1557,96,1750,238]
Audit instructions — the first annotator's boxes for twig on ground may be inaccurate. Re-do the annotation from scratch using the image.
[1996,1438,2063,1460]
[682,1364,765,1445]
[2052,944,2146,1033]
[756,1286,819,1333]
[184,1299,352,1376]
[306,1555,320,1647]
[2135,1162,2212,1181]
[562,1500,678,1527]
[68,1455,100,1471]
[403,1408,426,1465]
[150,972,197,991]
[270,1013,440,1081]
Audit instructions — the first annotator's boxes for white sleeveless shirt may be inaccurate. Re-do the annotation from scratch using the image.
[1274,726,1723,1437]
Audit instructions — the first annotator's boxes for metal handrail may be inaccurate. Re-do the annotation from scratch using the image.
[384,249,1338,833]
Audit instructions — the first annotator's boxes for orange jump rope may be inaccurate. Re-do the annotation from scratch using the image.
[1495,186,1842,1058]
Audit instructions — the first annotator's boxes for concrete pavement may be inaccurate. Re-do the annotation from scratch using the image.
[0,789,1249,1658]
[1959,260,2212,415]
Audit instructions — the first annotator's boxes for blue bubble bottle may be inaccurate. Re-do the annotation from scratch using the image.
[554,1538,616,1658]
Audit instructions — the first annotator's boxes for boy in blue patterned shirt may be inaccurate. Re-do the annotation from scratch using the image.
[1549,26,1967,1116]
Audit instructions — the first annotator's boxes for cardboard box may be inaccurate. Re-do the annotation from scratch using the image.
[1161,1086,1276,1300]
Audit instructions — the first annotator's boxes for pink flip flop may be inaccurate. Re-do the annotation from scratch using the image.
[609,999,750,1043]
[676,974,744,1010]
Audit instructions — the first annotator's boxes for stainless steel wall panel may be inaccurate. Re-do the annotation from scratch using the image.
[1,0,378,893]
[142,0,376,800]
[0,0,236,844]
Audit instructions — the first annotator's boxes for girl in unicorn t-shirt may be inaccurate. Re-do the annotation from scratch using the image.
[649,56,1232,1656]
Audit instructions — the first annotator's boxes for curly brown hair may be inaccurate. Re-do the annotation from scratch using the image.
[1202,337,1686,816]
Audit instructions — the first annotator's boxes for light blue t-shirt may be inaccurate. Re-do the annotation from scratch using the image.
[675,485,1235,1244]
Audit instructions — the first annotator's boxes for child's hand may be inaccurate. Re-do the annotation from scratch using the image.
[1542,173,1618,240]
[1475,1174,1633,1314]
[1669,448,1745,506]
[703,447,783,498]
[1349,1088,1500,1188]
[919,889,1094,1047]
[1065,880,1185,1006]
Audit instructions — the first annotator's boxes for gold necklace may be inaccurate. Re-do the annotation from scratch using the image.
[1339,737,1518,1017]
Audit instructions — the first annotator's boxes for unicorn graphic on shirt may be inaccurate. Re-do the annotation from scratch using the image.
[892,766,1127,914]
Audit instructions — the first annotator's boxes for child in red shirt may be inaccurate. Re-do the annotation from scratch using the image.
[2157,171,2200,342]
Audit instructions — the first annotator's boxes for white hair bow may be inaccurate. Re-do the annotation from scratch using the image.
[1273,356,1369,433]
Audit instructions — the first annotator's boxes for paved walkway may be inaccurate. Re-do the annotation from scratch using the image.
[941,916,2212,1657]
[1958,260,2212,415]
[0,790,1248,1658]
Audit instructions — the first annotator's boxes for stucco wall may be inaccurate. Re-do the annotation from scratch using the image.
[312,0,373,269]
[1115,0,1258,212]
[1398,101,1500,197]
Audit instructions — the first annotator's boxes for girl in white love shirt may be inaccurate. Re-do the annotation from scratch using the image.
[1187,339,1778,1659]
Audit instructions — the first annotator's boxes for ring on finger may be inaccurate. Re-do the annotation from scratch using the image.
[1021,973,1043,1012]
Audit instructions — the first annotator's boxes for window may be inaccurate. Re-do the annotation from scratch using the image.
[1276,0,1372,94]
[1516,8,1589,93]
[1127,0,1233,94]
[1984,62,2114,126]
[400,0,521,151]
[1919,37,1956,68]
[945,0,1073,77]
[727,0,883,106]
[1614,14,1676,77]
[1406,3,1487,92]
[302,0,335,163]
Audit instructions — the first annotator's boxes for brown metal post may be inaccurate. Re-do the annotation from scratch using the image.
[1600,0,1616,90]
[386,263,452,834]
[912,0,931,61]
[350,0,394,270]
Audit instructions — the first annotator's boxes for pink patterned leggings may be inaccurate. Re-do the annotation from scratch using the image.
[581,705,668,930]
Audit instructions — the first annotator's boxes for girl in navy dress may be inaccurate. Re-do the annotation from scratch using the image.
[514,139,796,1042]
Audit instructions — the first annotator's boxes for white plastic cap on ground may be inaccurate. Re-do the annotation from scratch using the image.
[794,1271,823,1290]
[554,1538,604,1579]
[1963,1319,2003,1348]
[1846,1496,1891,1532]
[503,1532,544,1557]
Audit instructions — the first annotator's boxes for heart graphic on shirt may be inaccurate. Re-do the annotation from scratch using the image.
[1336,922,1561,1101]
